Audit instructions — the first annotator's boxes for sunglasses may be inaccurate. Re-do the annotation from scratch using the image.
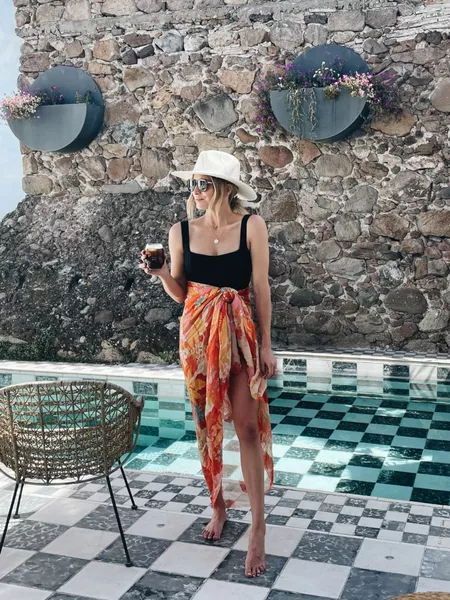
[189,178,213,193]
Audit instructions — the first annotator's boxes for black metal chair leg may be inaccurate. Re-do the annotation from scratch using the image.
[118,460,138,510]
[0,480,21,554]
[13,479,25,519]
[105,475,133,567]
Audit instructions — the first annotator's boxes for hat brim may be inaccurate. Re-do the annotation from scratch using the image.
[171,169,257,202]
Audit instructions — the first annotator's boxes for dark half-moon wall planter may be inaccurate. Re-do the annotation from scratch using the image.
[269,44,371,142]
[8,66,104,153]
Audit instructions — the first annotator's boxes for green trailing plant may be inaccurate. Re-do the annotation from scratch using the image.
[254,59,401,135]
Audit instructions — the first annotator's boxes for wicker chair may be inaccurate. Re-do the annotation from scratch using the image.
[0,380,143,566]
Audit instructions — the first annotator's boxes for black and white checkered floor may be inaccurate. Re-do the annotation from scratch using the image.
[1,470,450,599]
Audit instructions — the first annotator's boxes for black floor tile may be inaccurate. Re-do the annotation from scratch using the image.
[211,550,287,586]
[418,461,450,476]
[348,454,384,469]
[361,433,394,445]
[324,439,358,451]
[411,488,450,505]
[308,462,346,477]
[285,447,320,460]
[122,571,204,600]
[396,427,428,438]
[337,421,368,432]
[178,518,248,548]
[340,568,416,600]
[425,439,450,451]
[293,531,362,565]
[388,446,423,460]
[97,535,171,568]
[2,553,88,591]
[377,470,416,487]
[301,427,332,439]
[335,480,375,495]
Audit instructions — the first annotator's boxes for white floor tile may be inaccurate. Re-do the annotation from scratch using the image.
[283,490,305,501]
[286,517,311,530]
[365,499,390,511]
[377,530,404,542]
[331,523,357,536]
[274,558,350,598]
[233,524,304,557]
[354,539,424,576]
[28,498,100,526]
[192,579,270,600]
[88,493,110,502]
[325,494,346,505]
[59,560,146,600]
[416,577,450,593]
[0,548,34,578]
[126,508,197,540]
[0,583,52,599]
[42,527,118,559]
[151,541,229,578]
[410,504,434,516]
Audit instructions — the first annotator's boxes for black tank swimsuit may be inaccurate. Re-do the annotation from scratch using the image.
[181,215,252,290]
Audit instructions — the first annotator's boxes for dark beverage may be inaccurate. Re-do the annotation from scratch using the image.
[143,243,165,269]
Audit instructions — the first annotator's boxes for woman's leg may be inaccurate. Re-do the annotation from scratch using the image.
[229,367,266,577]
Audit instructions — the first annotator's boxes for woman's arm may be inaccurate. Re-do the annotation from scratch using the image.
[248,215,277,378]
[139,222,187,304]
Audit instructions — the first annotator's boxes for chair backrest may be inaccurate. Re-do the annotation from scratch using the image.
[0,380,142,484]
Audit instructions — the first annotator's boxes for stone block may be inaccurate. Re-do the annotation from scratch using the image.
[64,0,90,21]
[193,94,238,132]
[304,23,328,46]
[239,27,267,47]
[259,146,293,168]
[315,154,352,177]
[219,69,256,94]
[102,0,137,16]
[430,78,450,112]
[22,175,53,195]
[326,257,365,279]
[385,287,427,314]
[93,39,120,61]
[365,8,398,29]
[327,10,364,32]
[154,30,184,53]
[370,214,409,240]
[21,52,50,73]
[269,21,304,50]
[135,0,165,12]
[417,211,450,237]
[123,66,155,91]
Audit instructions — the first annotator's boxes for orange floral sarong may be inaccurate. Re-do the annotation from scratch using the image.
[179,281,274,507]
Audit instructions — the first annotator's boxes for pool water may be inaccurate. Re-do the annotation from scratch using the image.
[1,356,449,506]
[126,369,450,506]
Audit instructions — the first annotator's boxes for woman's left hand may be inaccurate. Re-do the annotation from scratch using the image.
[259,346,277,379]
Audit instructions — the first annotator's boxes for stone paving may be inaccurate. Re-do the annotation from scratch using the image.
[1,469,450,599]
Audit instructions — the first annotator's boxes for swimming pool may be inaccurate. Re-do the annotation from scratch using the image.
[1,351,449,505]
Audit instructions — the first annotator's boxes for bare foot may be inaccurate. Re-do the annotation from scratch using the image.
[202,505,227,541]
[245,525,266,577]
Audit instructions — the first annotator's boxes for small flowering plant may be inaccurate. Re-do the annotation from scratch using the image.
[254,60,401,135]
[0,90,42,122]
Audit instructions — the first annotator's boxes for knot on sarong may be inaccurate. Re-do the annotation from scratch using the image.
[220,287,236,304]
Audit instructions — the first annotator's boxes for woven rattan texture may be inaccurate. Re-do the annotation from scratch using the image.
[0,380,140,483]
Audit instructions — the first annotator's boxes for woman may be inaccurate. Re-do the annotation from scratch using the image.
[139,150,275,578]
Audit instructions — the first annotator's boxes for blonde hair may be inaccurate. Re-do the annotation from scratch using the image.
[186,177,247,220]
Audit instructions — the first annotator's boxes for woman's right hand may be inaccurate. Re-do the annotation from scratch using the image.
[138,251,169,279]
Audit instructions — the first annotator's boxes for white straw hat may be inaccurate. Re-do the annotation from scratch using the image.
[171,150,257,202]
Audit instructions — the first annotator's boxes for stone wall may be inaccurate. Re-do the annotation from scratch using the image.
[1,0,450,362]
